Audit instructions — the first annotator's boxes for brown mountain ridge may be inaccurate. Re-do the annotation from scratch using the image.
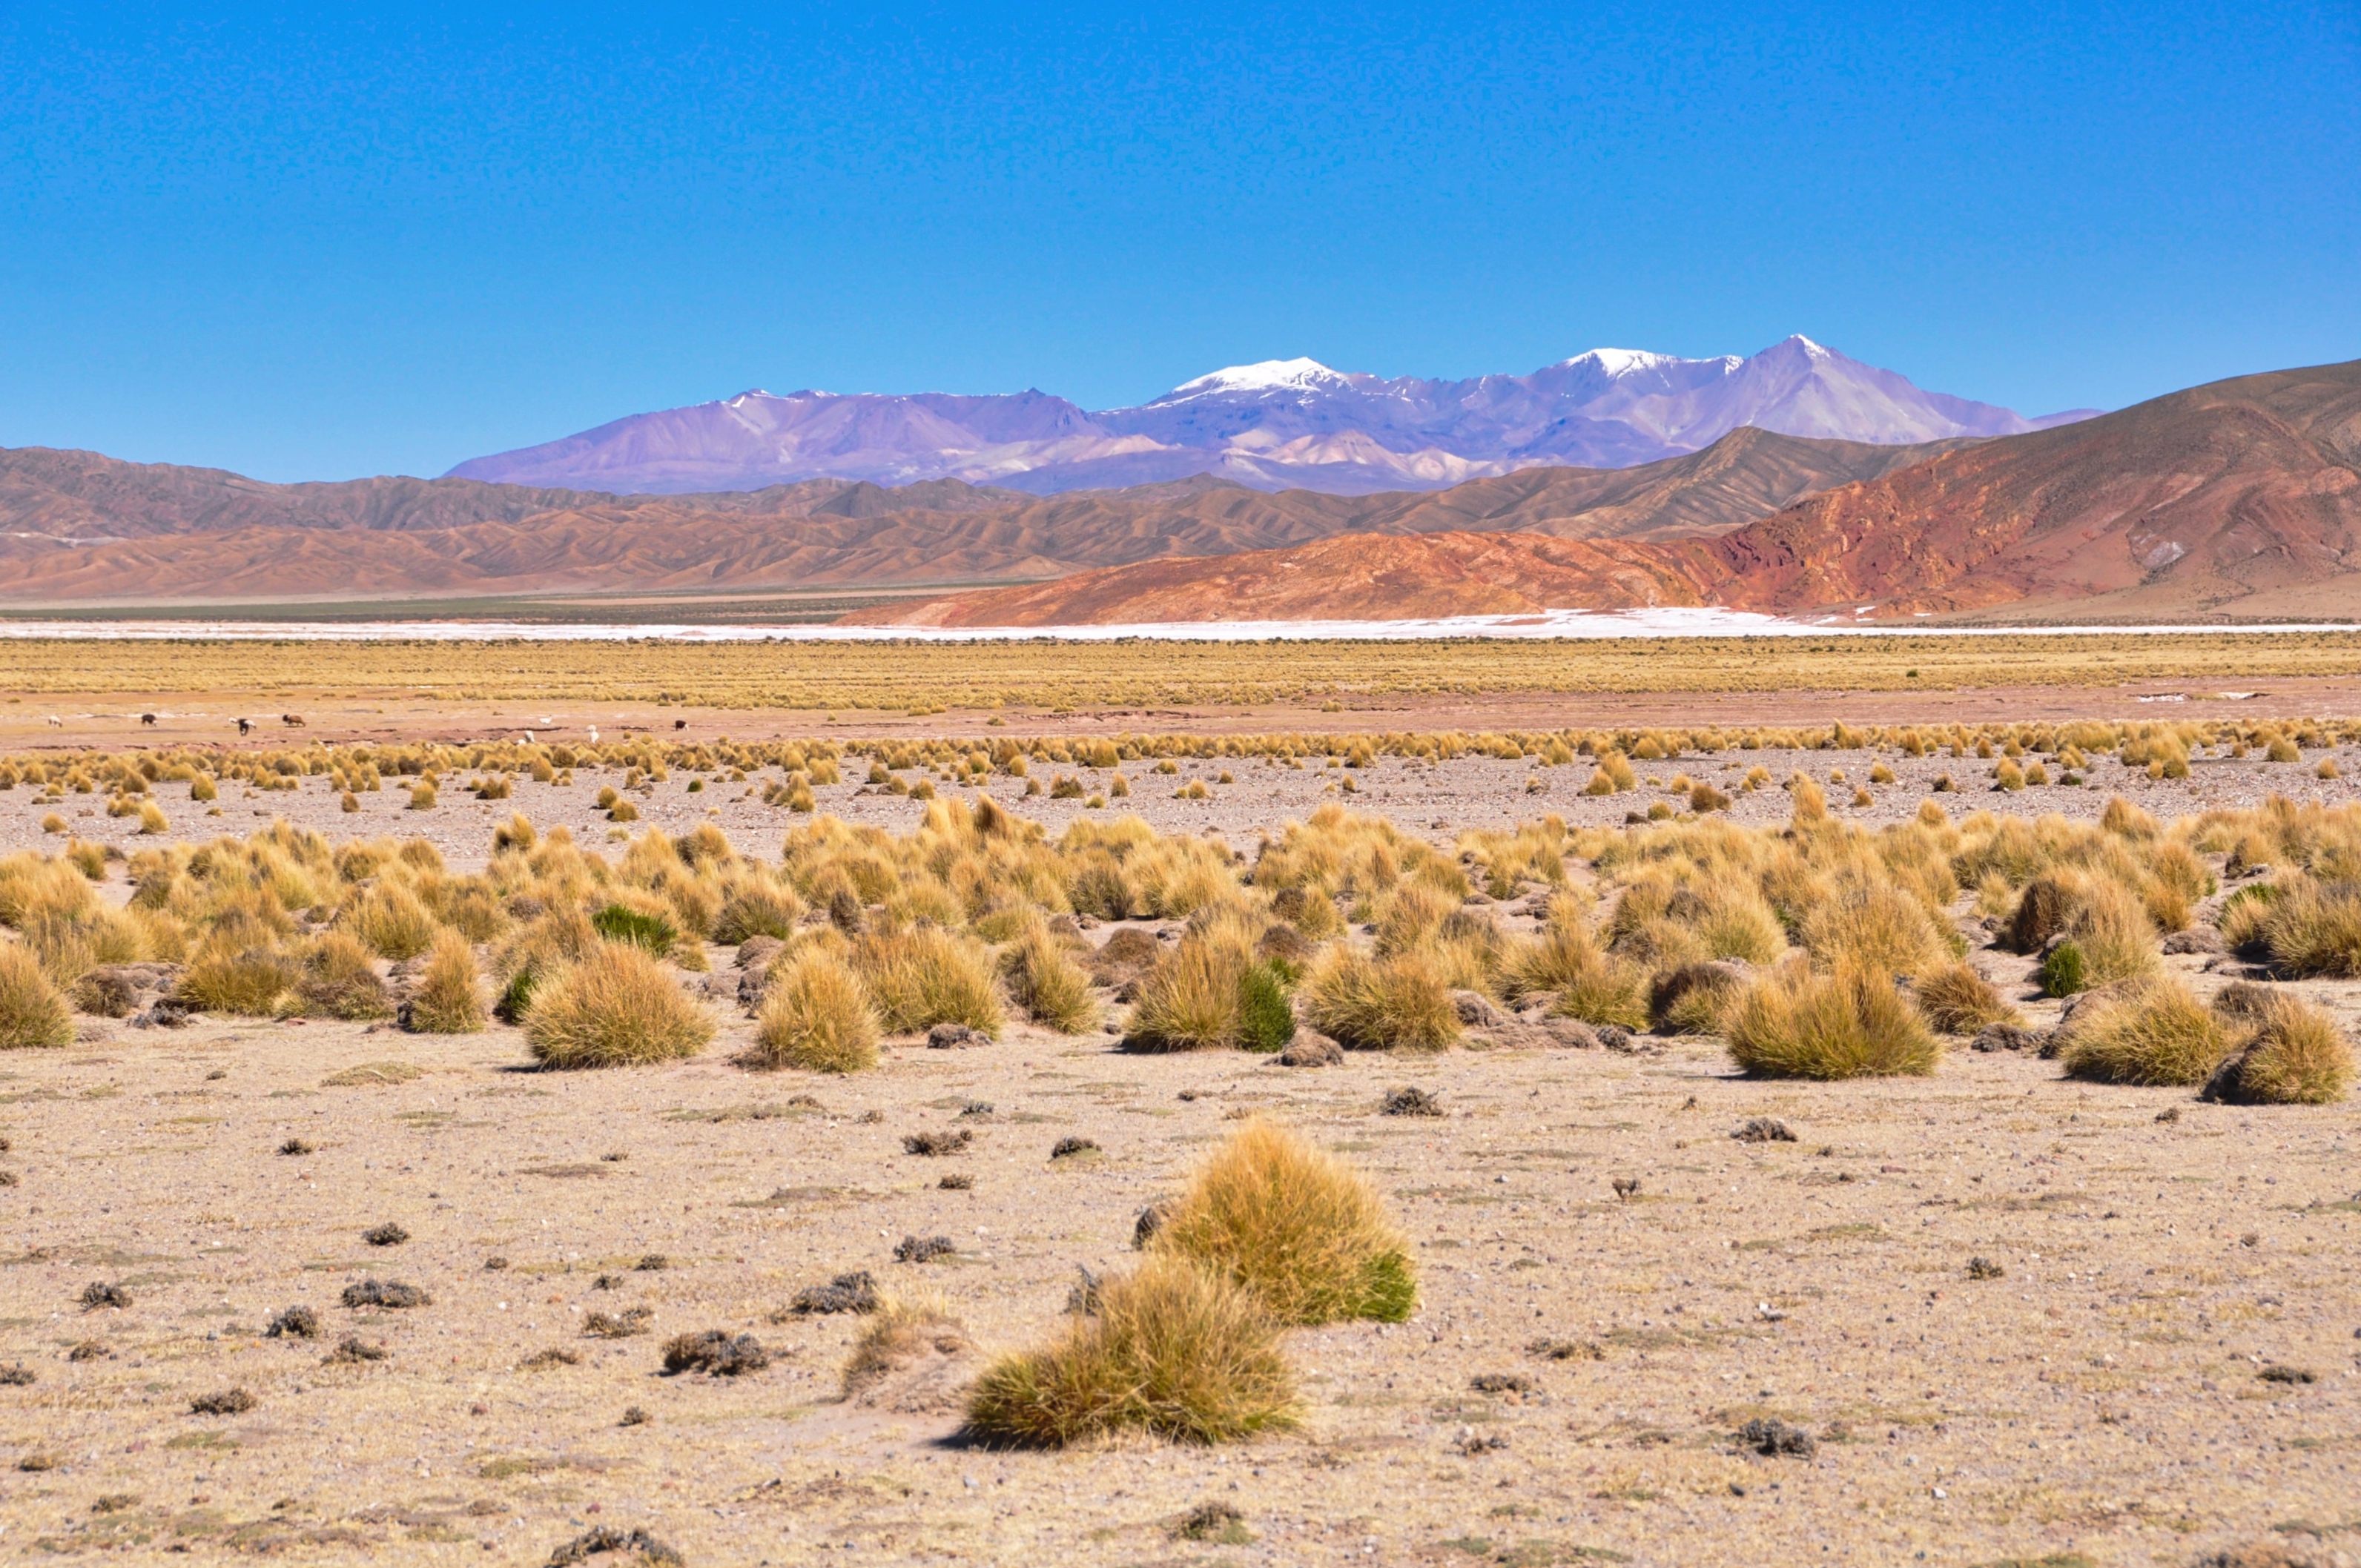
[0,429,1959,604]
[857,358,2361,626]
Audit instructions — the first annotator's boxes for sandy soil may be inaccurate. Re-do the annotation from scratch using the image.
[1,746,2358,1567]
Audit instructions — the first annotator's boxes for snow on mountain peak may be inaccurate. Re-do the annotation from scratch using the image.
[1163,357,1350,400]
[1560,348,1674,377]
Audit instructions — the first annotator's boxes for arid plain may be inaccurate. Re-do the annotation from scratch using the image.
[0,637,2357,1568]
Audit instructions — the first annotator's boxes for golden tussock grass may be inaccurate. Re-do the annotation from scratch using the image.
[0,945,74,1050]
[963,1255,1298,1447]
[1727,961,1941,1079]
[1800,881,1951,977]
[1301,947,1459,1052]
[842,1294,970,1397]
[2202,985,2353,1105]
[2261,881,2361,977]
[851,927,1005,1039]
[2058,976,2234,1086]
[524,942,713,1068]
[1912,961,2019,1034]
[998,925,1097,1034]
[1501,924,1647,1030]
[404,929,486,1034]
[297,933,392,1020]
[1152,1120,1416,1326]
[750,950,879,1073]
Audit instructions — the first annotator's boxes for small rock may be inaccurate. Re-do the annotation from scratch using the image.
[927,1023,986,1050]
[1970,1023,2047,1053]
[1277,1031,1343,1067]
[1449,990,1510,1029]
[2162,927,2226,956]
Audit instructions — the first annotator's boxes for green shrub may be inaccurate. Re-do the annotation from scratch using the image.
[592,903,677,959]
[1235,962,1296,1053]
[2040,942,2087,998]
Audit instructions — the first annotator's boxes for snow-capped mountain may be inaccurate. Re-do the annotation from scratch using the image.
[445,337,2098,496]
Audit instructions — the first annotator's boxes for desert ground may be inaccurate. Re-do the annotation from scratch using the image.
[0,646,2357,1568]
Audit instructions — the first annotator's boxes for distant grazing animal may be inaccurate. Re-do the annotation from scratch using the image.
[673,718,687,730]
[46,715,62,728]
[280,714,306,728]
[1611,1175,1642,1203]
[139,712,157,727]
[235,717,252,735]
[587,727,599,744]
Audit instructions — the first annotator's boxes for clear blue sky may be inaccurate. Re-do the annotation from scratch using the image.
[1,1,2354,482]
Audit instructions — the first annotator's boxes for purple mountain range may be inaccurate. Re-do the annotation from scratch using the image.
[446,336,2099,497]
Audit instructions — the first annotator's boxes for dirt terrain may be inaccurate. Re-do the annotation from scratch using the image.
[0,739,2358,1567]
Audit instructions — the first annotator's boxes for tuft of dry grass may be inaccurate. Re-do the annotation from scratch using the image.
[842,1294,971,1395]
[748,950,879,1072]
[1000,924,1098,1033]
[1502,924,1648,1030]
[1152,1119,1416,1325]
[1800,882,1949,977]
[403,929,486,1033]
[1301,947,1459,1052]
[0,945,74,1050]
[2261,881,2361,977]
[524,943,713,1068]
[1912,961,2019,1034]
[963,1255,1298,1446]
[851,927,1005,1039]
[1727,961,1941,1079]
[298,933,392,1020]
[2059,976,2236,1086]
[174,950,298,1017]
[2205,990,2354,1105]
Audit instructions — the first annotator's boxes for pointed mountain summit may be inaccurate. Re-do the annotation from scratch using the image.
[446,338,2094,496]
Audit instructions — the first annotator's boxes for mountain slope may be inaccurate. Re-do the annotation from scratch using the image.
[0,429,1946,603]
[852,359,2361,626]
[443,337,2090,497]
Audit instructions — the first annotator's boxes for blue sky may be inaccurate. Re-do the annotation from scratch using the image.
[1,1,2354,482]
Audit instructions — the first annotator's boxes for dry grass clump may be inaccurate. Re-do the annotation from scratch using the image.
[1800,881,1951,977]
[1726,961,1941,1079]
[341,882,438,960]
[175,949,298,1016]
[749,950,878,1072]
[297,933,392,1019]
[2260,881,2361,977]
[999,924,1098,1033]
[1502,924,1648,1029]
[1151,1120,1416,1324]
[2059,976,2235,1086]
[2203,990,2354,1105]
[841,1294,971,1395]
[964,1255,1298,1446]
[524,943,713,1068]
[1126,926,1253,1051]
[1912,962,2019,1034]
[851,927,1004,1038]
[1301,947,1459,1051]
[0,946,74,1050]
[661,1329,770,1376]
[403,929,485,1033]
